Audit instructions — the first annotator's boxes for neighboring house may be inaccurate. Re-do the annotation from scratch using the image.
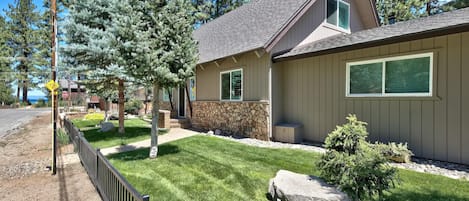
[59,79,105,110]
[167,0,469,164]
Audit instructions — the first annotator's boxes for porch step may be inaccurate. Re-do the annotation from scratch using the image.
[170,118,191,129]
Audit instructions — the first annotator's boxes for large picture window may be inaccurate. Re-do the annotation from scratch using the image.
[220,69,243,101]
[327,0,350,30]
[346,53,433,97]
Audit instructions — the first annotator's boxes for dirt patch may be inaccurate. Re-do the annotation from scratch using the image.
[0,114,101,201]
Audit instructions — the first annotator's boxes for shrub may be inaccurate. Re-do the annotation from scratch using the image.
[84,113,105,120]
[374,142,413,163]
[57,128,70,146]
[318,114,398,201]
[34,99,48,108]
[125,99,143,115]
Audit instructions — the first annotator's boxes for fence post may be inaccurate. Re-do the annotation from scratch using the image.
[96,148,100,184]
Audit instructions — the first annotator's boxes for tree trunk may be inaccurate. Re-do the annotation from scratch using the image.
[167,88,174,110]
[104,98,109,122]
[68,74,72,112]
[118,79,125,134]
[16,83,20,102]
[144,87,148,114]
[22,79,28,103]
[77,73,81,106]
[149,83,160,158]
[184,83,193,118]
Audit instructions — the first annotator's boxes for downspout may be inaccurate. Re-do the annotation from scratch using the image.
[268,59,273,140]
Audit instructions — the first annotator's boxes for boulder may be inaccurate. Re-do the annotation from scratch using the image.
[109,115,119,120]
[100,122,115,132]
[268,170,349,201]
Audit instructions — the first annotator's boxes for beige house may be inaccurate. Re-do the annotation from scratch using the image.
[164,0,469,165]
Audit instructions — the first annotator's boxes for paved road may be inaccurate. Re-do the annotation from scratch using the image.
[0,108,51,138]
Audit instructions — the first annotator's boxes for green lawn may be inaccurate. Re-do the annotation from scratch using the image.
[107,135,469,201]
[72,118,166,149]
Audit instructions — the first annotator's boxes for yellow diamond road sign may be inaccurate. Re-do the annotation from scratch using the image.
[45,80,59,92]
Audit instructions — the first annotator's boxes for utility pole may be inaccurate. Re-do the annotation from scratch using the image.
[51,0,57,175]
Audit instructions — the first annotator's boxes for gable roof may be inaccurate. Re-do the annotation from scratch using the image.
[274,7,469,62]
[193,0,313,64]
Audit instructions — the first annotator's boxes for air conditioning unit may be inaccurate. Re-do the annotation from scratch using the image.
[274,123,302,143]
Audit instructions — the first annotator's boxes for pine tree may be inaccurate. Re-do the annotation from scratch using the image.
[376,0,447,25]
[5,0,44,103]
[0,16,15,105]
[63,0,129,133]
[193,0,249,24]
[114,0,198,158]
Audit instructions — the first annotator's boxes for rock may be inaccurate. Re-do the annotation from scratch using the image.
[207,130,214,135]
[268,170,349,201]
[215,129,222,135]
[100,122,115,132]
[109,115,119,120]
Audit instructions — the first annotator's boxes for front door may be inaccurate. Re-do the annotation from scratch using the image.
[178,86,186,117]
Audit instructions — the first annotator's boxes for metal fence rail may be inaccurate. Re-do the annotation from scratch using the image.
[63,118,150,201]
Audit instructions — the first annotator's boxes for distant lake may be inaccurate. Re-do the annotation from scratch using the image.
[22,96,49,104]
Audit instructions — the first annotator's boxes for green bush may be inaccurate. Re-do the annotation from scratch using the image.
[374,142,413,163]
[34,99,48,108]
[57,128,70,146]
[125,99,143,115]
[318,114,398,201]
[84,113,105,120]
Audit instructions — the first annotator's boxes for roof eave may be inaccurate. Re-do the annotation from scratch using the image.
[273,23,469,63]
[264,0,317,52]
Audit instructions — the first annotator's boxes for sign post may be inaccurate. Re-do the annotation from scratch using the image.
[46,80,59,175]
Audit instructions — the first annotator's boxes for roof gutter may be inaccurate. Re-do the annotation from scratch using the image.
[273,23,469,63]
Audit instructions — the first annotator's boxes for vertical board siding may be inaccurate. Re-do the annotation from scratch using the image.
[447,34,462,163]
[196,51,270,101]
[434,36,448,161]
[461,32,469,164]
[276,32,469,164]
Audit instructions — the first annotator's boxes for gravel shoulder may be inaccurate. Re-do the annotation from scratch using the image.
[0,114,101,201]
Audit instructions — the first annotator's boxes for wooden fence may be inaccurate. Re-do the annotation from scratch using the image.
[63,118,149,201]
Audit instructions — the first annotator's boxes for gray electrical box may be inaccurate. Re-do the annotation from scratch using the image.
[274,123,302,143]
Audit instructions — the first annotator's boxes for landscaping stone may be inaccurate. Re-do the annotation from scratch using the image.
[100,122,114,132]
[191,101,270,140]
[269,170,349,201]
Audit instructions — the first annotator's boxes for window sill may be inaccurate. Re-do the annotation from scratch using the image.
[343,96,442,101]
[323,22,350,34]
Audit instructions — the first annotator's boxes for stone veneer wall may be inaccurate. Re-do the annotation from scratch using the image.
[192,101,270,141]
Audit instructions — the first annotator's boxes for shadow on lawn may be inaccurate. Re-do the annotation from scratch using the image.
[108,144,180,161]
[83,126,151,143]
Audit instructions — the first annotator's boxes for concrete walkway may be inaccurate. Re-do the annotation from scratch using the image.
[100,128,200,155]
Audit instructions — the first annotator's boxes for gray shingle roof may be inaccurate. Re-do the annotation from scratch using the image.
[274,7,469,61]
[194,0,311,64]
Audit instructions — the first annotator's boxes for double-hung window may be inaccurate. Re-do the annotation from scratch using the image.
[220,69,243,101]
[327,0,350,30]
[346,53,433,97]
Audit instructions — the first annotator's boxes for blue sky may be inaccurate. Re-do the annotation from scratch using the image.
[0,0,44,15]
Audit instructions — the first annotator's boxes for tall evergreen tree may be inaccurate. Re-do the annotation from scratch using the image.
[5,0,44,103]
[63,0,129,133]
[376,0,450,25]
[0,16,15,105]
[193,0,249,24]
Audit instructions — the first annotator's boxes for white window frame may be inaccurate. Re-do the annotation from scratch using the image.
[325,0,351,32]
[346,52,433,97]
[220,69,243,101]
